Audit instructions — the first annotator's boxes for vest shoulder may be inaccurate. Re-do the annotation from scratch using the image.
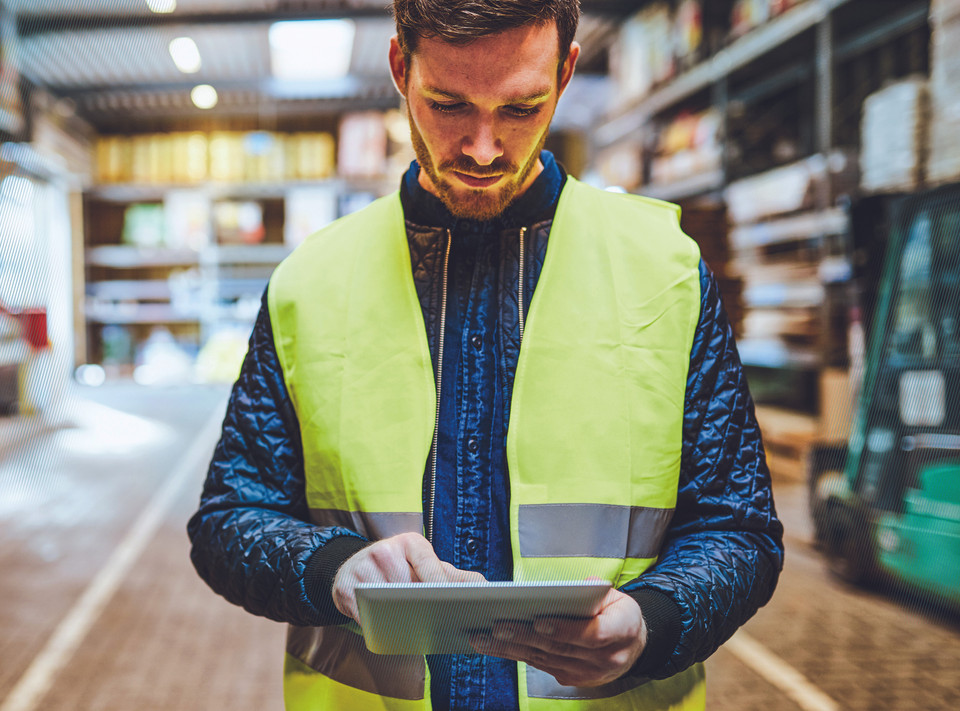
[572,181,682,218]
[562,179,698,260]
[564,179,686,232]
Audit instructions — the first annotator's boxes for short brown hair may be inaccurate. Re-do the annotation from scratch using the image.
[393,0,580,68]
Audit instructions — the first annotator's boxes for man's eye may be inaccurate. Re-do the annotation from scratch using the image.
[429,101,464,113]
[505,105,542,118]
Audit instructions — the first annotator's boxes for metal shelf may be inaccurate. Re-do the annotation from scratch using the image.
[86,243,291,269]
[639,169,725,202]
[730,208,849,248]
[595,0,854,148]
[86,177,392,203]
[87,279,173,300]
[207,244,291,264]
[87,246,199,268]
[85,303,201,325]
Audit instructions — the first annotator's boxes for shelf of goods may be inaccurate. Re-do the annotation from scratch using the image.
[598,0,849,150]
[82,115,410,382]
[591,0,933,478]
[85,244,292,326]
[83,184,389,381]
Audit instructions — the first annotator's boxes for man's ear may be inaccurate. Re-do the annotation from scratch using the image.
[388,36,407,96]
[558,41,580,97]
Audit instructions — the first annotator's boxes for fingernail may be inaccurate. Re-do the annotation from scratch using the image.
[493,627,514,640]
[534,621,555,635]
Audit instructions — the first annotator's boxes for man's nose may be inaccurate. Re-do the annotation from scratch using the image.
[461,117,503,166]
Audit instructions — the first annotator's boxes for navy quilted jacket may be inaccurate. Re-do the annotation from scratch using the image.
[188,156,784,697]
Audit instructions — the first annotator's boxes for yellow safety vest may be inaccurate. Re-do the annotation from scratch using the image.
[269,177,706,710]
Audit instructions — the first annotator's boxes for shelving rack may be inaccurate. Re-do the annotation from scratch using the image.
[82,176,392,372]
[591,0,932,478]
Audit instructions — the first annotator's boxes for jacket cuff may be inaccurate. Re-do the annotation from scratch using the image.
[304,535,371,625]
[625,589,683,678]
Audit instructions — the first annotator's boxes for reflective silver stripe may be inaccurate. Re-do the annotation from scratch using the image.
[527,662,705,703]
[518,503,674,558]
[526,666,649,699]
[309,509,422,540]
[287,625,425,700]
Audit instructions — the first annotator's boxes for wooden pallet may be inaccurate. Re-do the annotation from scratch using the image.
[755,404,818,483]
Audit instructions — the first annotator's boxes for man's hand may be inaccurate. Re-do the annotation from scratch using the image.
[332,532,485,623]
[471,586,648,688]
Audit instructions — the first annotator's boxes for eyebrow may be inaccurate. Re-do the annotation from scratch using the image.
[423,85,553,104]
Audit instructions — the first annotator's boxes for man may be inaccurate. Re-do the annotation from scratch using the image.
[188,1,784,709]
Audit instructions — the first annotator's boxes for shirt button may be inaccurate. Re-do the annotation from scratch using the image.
[465,538,479,555]
[470,334,482,350]
[467,438,479,453]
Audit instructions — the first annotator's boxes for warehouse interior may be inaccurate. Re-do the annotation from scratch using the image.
[2,1,960,709]
[2,0,945,471]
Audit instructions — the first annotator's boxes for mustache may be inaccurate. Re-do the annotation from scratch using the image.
[438,156,518,176]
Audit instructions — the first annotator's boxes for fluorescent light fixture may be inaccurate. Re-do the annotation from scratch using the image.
[269,19,356,81]
[191,84,218,109]
[169,37,201,73]
[146,0,176,13]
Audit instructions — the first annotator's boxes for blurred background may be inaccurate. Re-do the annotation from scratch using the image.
[1,0,959,709]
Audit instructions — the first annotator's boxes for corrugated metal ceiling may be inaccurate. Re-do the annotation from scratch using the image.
[12,0,620,131]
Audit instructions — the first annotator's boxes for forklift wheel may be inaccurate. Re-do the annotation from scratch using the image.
[824,505,877,586]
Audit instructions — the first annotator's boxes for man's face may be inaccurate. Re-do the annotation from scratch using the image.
[389,23,579,220]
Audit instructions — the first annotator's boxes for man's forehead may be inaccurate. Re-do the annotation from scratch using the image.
[406,22,561,69]
[405,26,562,100]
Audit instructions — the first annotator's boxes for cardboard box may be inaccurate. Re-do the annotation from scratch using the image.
[860,78,928,193]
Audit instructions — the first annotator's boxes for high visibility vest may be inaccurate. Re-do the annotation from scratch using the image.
[269,177,706,710]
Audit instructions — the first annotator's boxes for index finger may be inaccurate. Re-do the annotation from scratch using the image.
[400,535,448,583]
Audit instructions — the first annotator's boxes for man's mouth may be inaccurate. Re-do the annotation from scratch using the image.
[452,171,503,188]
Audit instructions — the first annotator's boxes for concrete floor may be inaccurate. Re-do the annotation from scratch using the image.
[1,382,959,710]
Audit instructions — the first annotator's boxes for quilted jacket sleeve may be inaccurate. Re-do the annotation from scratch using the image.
[622,260,785,679]
[187,290,367,626]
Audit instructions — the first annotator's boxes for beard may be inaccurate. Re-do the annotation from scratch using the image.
[408,109,549,221]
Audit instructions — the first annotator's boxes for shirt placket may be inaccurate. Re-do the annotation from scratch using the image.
[449,231,498,708]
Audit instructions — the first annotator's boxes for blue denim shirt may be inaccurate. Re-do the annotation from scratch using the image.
[401,152,566,710]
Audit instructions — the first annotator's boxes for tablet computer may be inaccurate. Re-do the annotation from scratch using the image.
[355,580,610,655]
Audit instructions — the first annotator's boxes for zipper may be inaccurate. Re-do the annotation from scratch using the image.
[427,228,452,544]
[518,226,527,341]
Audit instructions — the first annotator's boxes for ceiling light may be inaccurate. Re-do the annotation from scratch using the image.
[146,0,176,13]
[269,19,355,81]
[169,37,201,73]
[191,84,218,110]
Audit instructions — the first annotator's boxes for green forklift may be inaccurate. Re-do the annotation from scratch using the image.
[809,184,960,607]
